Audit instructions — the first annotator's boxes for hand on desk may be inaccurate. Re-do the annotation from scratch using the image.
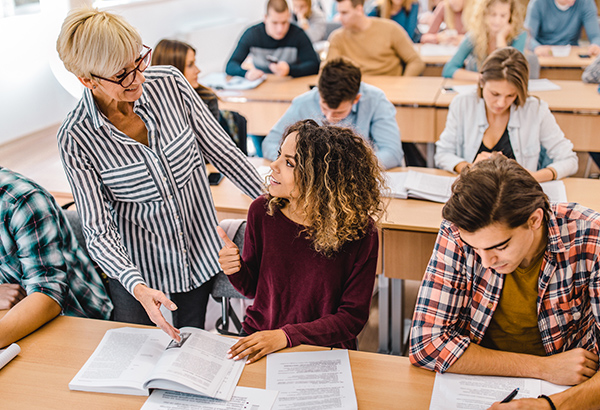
[588,44,600,57]
[133,284,181,342]
[269,61,290,77]
[245,68,266,81]
[534,45,553,57]
[217,226,241,275]
[539,348,598,386]
[227,329,288,364]
[0,284,26,309]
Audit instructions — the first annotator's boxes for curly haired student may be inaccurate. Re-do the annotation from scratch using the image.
[217,119,384,363]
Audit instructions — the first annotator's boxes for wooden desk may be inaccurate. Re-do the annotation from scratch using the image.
[435,79,600,152]
[537,46,593,80]
[0,314,435,410]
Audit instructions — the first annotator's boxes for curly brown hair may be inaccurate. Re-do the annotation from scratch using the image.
[266,119,385,255]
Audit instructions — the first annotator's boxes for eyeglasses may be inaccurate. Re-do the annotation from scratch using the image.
[91,45,152,88]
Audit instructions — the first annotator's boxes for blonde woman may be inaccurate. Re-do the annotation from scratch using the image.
[291,0,327,43]
[421,0,470,45]
[368,0,420,42]
[442,0,525,80]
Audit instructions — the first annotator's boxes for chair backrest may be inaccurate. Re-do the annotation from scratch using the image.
[63,209,89,258]
[212,219,247,299]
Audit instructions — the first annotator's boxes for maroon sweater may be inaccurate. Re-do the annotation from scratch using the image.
[227,196,378,349]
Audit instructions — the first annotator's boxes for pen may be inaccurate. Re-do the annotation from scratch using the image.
[500,388,519,403]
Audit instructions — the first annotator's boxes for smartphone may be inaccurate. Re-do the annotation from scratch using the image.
[579,53,591,58]
[266,55,279,64]
[441,86,456,93]
[208,172,224,185]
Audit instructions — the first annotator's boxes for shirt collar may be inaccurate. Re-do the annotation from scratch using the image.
[545,208,568,254]
[476,98,520,129]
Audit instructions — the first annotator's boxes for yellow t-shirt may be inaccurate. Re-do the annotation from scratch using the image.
[480,250,547,356]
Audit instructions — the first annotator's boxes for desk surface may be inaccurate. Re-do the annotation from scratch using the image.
[0,314,435,410]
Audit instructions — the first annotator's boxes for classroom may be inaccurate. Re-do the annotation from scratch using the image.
[2,0,600,408]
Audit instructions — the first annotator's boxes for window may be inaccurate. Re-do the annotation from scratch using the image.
[1,0,41,17]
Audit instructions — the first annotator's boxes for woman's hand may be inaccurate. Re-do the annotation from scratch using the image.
[217,227,241,275]
[227,329,288,364]
[133,284,181,341]
[0,284,26,310]
[496,23,511,48]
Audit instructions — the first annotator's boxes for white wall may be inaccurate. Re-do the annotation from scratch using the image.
[0,0,264,146]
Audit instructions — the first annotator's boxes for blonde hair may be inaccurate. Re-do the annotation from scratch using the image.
[56,7,142,79]
[378,0,417,16]
[468,0,524,65]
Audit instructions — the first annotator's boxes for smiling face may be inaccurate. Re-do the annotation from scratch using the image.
[485,1,511,35]
[269,132,299,204]
[91,57,146,104]
[182,49,200,88]
[265,8,291,40]
[482,79,518,115]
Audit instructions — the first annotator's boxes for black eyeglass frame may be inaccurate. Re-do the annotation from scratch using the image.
[91,45,152,88]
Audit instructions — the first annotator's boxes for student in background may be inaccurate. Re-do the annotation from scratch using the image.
[56,8,263,341]
[217,120,383,364]
[442,0,525,80]
[436,47,577,182]
[420,0,469,45]
[525,0,600,57]
[367,0,421,42]
[327,0,425,76]
[0,167,112,348]
[291,0,328,43]
[582,54,600,83]
[226,0,320,80]
[152,39,248,154]
[410,154,600,410]
[261,58,404,169]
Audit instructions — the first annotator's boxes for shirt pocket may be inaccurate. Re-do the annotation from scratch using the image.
[100,162,162,202]
[162,127,202,189]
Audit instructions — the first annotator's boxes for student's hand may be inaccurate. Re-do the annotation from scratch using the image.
[496,24,512,46]
[217,226,241,275]
[133,284,181,342]
[0,284,26,310]
[245,68,265,81]
[269,61,290,77]
[540,348,598,385]
[488,397,554,409]
[534,45,553,57]
[227,329,288,364]
[588,44,600,57]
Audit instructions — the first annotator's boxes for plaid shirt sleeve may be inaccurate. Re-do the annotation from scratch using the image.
[409,220,474,373]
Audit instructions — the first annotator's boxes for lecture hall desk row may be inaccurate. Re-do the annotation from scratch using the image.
[0,312,435,410]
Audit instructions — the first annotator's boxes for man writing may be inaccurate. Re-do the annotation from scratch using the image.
[410,155,600,409]
[261,57,404,169]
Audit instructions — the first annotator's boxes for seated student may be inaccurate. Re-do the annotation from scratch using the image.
[226,0,320,80]
[291,0,328,43]
[582,54,600,83]
[525,0,600,57]
[262,57,404,169]
[217,119,382,363]
[410,154,600,410]
[327,0,425,76]
[0,167,112,348]
[367,0,421,42]
[152,39,248,154]
[442,0,526,80]
[420,0,469,45]
[436,47,577,182]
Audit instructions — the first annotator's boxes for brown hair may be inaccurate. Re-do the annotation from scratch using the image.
[379,0,418,15]
[478,47,529,107]
[294,0,313,18]
[442,154,550,232]
[336,0,365,7]
[267,0,289,13]
[266,119,384,255]
[318,58,361,109]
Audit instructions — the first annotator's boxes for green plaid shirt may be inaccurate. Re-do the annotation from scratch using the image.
[0,167,112,319]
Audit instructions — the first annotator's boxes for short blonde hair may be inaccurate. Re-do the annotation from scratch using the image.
[56,7,142,79]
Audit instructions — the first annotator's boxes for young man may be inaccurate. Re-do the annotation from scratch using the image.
[525,0,600,57]
[226,0,320,80]
[0,167,112,348]
[326,0,425,76]
[261,58,404,169]
[410,155,600,409]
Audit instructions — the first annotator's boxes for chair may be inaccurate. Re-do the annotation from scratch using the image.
[211,219,251,335]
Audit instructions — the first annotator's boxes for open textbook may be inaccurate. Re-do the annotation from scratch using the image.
[200,72,266,91]
[385,171,568,203]
[0,343,20,370]
[142,387,278,410]
[69,327,245,400]
[430,373,569,410]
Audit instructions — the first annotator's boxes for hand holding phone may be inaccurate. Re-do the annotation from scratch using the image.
[266,55,279,64]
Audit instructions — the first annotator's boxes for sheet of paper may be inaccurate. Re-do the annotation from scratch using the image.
[404,170,456,203]
[266,350,357,410]
[141,387,278,410]
[540,180,568,202]
[418,44,459,56]
[429,373,568,410]
[0,343,20,370]
[200,72,266,91]
[384,172,409,199]
[528,79,561,92]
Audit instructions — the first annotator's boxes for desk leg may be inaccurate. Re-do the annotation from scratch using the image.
[426,143,435,168]
[390,278,404,355]
[378,274,391,354]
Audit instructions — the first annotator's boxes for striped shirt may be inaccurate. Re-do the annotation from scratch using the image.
[0,167,112,319]
[57,66,263,295]
[409,203,600,373]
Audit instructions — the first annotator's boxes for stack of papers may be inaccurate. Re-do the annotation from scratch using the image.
[449,79,561,95]
[200,72,266,91]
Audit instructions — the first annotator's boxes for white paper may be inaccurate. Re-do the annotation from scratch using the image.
[141,387,278,410]
[448,80,561,95]
[419,43,459,56]
[200,72,266,91]
[384,172,409,199]
[266,350,357,410]
[429,373,568,410]
[403,171,456,203]
[540,180,568,202]
[0,343,20,370]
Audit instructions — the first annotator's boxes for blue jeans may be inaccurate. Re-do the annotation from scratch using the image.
[249,135,265,158]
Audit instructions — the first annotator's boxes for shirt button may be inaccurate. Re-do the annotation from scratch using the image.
[185,263,189,267]
[175,215,179,219]
[573,312,581,320]
[179,232,183,236]
[487,303,494,309]
[168,195,173,199]
[183,249,187,253]
[163,177,167,182]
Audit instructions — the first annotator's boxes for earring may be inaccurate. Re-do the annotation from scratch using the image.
[92,85,97,89]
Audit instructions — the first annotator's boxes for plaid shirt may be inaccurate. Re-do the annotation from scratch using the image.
[0,168,112,319]
[409,203,600,373]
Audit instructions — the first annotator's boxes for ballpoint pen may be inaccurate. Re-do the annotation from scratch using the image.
[500,388,519,403]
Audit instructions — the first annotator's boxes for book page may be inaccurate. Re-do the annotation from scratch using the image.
[383,172,409,199]
[0,343,20,370]
[141,387,278,410]
[540,180,568,203]
[69,327,171,395]
[266,350,358,410]
[404,171,456,203]
[145,328,245,401]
